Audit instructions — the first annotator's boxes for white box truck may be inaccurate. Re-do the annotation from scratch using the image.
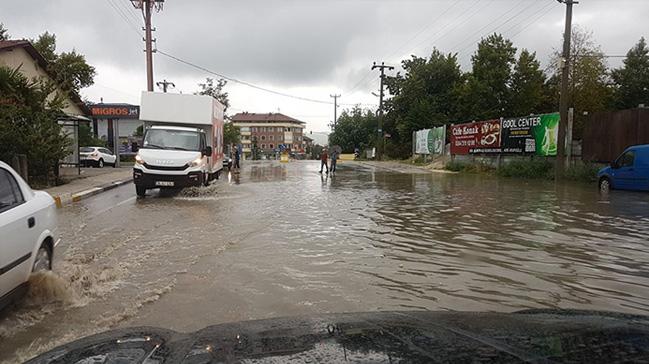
[132,91,224,197]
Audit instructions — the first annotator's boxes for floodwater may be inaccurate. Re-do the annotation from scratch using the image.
[2,160,649,362]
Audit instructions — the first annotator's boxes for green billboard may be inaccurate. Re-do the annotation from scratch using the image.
[500,113,560,156]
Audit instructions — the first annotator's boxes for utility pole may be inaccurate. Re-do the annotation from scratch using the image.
[156,79,175,93]
[131,0,164,92]
[371,61,394,160]
[330,94,340,128]
[556,0,577,179]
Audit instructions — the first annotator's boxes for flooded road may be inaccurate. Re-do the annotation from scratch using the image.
[2,160,649,362]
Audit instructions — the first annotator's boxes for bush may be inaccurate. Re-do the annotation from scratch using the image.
[445,160,466,171]
[563,163,600,183]
[0,66,71,186]
[496,158,554,179]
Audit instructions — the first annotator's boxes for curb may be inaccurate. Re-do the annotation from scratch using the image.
[53,178,133,208]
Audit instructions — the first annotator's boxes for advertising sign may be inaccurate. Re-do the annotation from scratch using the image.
[90,104,140,119]
[415,129,430,154]
[450,119,501,155]
[415,126,446,155]
[501,113,560,156]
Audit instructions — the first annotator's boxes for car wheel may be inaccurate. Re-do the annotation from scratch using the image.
[32,245,52,272]
[98,159,104,168]
[112,160,116,168]
[136,185,146,197]
[599,177,612,193]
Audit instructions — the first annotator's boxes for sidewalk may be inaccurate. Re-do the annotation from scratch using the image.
[45,167,133,208]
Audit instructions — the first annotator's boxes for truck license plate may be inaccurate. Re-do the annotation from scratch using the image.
[155,181,174,187]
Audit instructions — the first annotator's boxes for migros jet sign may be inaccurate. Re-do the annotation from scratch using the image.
[90,104,140,119]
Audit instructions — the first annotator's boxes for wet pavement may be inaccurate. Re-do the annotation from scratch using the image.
[2,160,649,362]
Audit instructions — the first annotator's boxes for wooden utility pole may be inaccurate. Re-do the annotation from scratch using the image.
[371,62,394,160]
[330,94,340,128]
[131,0,164,92]
[556,0,578,179]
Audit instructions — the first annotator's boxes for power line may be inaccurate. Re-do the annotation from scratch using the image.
[396,0,486,63]
[502,1,557,40]
[105,0,142,37]
[157,49,335,105]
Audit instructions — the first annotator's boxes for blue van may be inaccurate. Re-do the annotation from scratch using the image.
[598,144,649,192]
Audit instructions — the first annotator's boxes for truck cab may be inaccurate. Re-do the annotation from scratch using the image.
[133,92,224,197]
[598,144,649,192]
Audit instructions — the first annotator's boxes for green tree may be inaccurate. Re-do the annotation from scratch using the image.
[0,23,9,41]
[32,32,57,63]
[509,49,548,116]
[383,49,462,158]
[78,123,106,147]
[457,33,517,120]
[223,122,240,146]
[549,27,612,138]
[197,78,230,115]
[328,106,378,153]
[32,31,96,95]
[612,37,649,109]
[0,65,71,185]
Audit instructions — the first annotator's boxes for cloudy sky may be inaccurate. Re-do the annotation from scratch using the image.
[2,0,647,132]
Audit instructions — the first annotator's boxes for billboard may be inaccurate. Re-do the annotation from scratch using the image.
[501,113,560,156]
[450,119,501,155]
[414,126,446,155]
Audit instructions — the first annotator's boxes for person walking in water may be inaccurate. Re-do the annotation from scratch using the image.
[319,148,329,174]
[330,149,338,173]
[233,146,241,171]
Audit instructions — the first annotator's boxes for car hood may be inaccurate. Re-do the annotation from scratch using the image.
[26,310,649,363]
[138,148,201,167]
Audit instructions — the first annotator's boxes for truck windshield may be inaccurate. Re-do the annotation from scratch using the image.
[142,129,201,151]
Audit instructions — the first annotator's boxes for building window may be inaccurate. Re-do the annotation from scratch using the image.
[270,144,274,149]
[294,144,298,149]
[261,135,266,140]
[240,127,250,132]
[269,135,274,141]
[261,144,266,149]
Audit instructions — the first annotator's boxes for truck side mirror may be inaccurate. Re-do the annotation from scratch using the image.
[131,142,139,153]
[203,146,212,156]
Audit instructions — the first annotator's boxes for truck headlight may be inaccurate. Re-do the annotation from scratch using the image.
[190,156,204,167]
[135,154,145,165]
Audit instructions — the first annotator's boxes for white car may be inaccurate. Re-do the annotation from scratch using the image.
[0,161,60,310]
[80,147,117,168]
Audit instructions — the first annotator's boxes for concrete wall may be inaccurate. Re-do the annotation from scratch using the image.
[0,47,84,116]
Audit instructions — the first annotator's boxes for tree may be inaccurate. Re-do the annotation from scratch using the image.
[78,123,106,147]
[197,78,230,115]
[223,122,240,146]
[0,65,71,185]
[612,37,649,109]
[328,106,378,153]
[457,33,517,120]
[549,27,611,138]
[509,49,548,116]
[383,49,463,158]
[0,23,9,41]
[32,32,57,63]
[32,31,96,95]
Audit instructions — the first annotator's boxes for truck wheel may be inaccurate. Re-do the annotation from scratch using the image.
[136,185,146,197]
[599,177,611,193]
[215,170,220,180]
[203,172,210,187]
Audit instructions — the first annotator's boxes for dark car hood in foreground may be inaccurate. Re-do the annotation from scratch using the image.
[27,310,649,363]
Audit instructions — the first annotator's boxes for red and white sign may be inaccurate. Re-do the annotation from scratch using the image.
[450,119,501,155]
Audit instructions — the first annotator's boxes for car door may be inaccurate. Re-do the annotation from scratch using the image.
[101,148,116,164]
[0,168,35,298]
[611,150,636,190]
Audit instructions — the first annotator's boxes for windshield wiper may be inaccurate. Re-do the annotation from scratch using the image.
[169,147,191,151]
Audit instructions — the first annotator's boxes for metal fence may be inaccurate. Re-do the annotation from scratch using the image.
[582,108,649,163]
